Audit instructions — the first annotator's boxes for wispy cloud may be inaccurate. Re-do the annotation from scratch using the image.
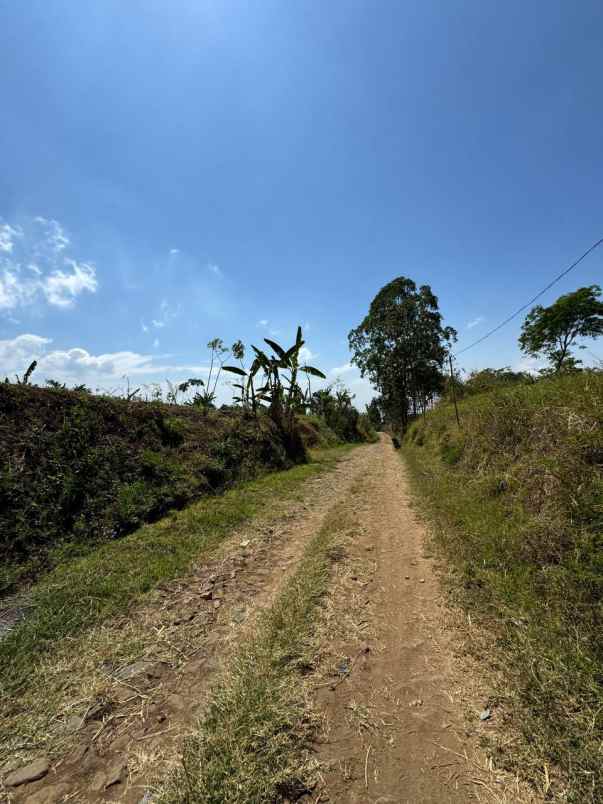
[466,316,485,330]
[257,319,268,327]
[0,217,97,312]
[151,299,180,329]
[169,248,180,256]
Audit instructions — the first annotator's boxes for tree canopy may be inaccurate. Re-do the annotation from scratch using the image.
[348,277,456,428]
[519,285,603,373]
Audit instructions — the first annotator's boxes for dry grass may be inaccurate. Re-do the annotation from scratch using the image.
[404,372,603,803]
[157,503,358,804]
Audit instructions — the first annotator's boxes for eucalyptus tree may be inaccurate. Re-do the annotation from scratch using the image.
[348,277,456,429]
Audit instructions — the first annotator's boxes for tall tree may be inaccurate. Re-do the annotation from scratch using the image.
[519,285,603,373]
[348,277,456,429]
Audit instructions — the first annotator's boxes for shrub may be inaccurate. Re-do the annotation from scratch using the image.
[0,384,305,594]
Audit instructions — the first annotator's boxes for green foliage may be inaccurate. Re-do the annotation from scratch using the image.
[404,372,603,801]
[460,366,533,397]
[519,284,603,373]
[223,327,326,423]
[348,277,456,429]
[0,384,306,595]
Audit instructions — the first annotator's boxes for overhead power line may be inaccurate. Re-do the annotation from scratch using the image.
[454,236,603,357]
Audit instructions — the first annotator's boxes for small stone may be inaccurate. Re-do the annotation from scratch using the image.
[105,758,127,788]
[200,588,213,600]
[404,575,410,580]
[5,757,50,787]
[419,578,425,583]
[240,539,251,548]
[409,699,423,707]
[479,708,492,721]
[90,770,106,792]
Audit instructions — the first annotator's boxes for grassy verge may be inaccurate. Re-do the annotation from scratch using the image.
[403,373,602,803]
[158,503,354,803]
[0,445,355,699]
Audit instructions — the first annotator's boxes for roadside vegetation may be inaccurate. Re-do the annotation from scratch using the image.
[404,372,602,802]
[348,279,602,801]
[2,327,375,596]
[0,445,354,714]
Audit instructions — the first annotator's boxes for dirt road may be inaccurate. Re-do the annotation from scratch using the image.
[2,436,532,803]
[311,435,534,803]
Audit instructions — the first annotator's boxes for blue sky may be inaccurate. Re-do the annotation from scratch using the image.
[1,0,602,403]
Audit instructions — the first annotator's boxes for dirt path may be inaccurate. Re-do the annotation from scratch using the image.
[311,435,536,803]
[1,446,374,804]
[2,437,535,803]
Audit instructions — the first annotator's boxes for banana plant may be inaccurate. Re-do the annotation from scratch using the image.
[223,327,326,420]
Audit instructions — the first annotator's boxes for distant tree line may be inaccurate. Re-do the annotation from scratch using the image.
[349,279,602,431]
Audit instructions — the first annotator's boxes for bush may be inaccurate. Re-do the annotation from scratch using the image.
[0,384,305,594]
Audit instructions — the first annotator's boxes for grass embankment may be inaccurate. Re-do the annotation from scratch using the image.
[1,383,304,595]
[404,373,602,802]
[0,446,353,702]
[159,503,354,804]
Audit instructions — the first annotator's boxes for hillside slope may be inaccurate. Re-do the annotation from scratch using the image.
[404,373,603,802]
[0,384,305,594]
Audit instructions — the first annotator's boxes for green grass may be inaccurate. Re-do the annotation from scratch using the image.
[158,501,354,804]
[403,372,602,803]
[0,445,355,700]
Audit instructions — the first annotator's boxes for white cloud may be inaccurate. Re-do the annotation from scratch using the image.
[466,316,485,330]
[153,338,160,348]
[42,259,97,308]
[257,319,268,327]
[514,355,545,375]
[169,248,180,256]
[299,346,316,363]
[207,263,223,278]
[329,362,354,375]
[0,217,97,312]
[141,321,149,333]
[0,223,23,253]
[0,332,211,388]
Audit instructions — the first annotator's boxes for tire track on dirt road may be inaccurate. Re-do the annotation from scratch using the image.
[2,447,373,804]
